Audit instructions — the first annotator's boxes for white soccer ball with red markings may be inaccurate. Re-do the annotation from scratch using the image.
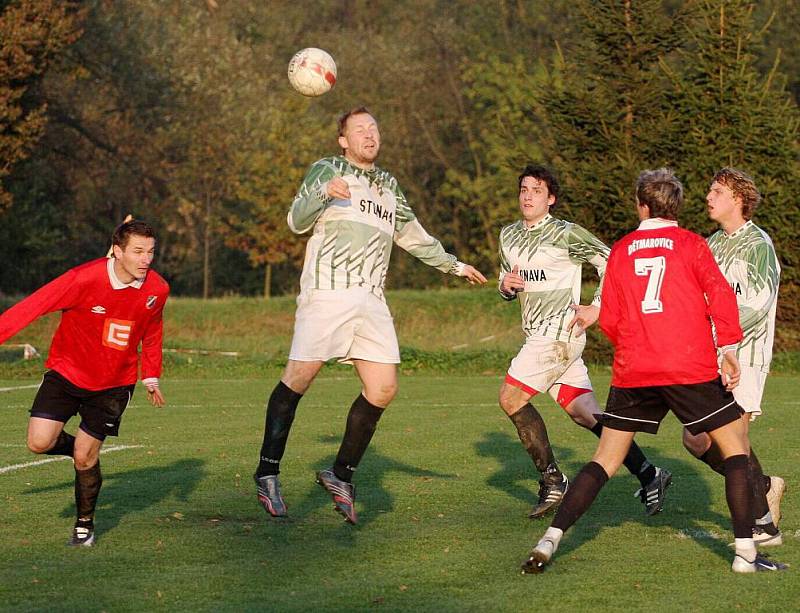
[287,48,337,97]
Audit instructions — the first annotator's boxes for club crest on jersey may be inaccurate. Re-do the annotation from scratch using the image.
[146,295,157,309]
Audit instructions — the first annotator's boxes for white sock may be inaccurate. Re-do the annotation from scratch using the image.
[542,527,564,552]
[734,537,757,562]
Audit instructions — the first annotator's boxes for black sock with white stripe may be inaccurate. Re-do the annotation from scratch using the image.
[589,423,654,487]
[334,395,384,483]
[552,461,609,532]
[257,381,303,477]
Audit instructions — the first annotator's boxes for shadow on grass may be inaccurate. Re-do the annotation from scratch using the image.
[475,430,735,566]
[26,458,206,538]
[276,435,456,533]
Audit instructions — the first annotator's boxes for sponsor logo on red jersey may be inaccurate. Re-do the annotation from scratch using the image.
[103,318,134,350]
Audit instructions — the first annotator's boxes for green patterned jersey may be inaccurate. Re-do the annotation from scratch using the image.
[707,221,780,369]
[499,215,609,341]
[288,156,458,296]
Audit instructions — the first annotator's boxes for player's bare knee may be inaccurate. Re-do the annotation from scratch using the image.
[26,434,53,455]
[73,451,99,471]
[368,381,397,407]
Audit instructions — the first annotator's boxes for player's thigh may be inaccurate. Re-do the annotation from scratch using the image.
[79,384,135,440]
[547,357,595,422]
[707,416,749,459]
[288,289,362,362]
[352,359,397,408]
[507,337,585,398]
[27,371,81,451]
[347,293,400,365]
[282,359,325,394]
[732,365,766,421]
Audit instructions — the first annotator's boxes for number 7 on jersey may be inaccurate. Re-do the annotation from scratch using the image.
[635,256,665,313]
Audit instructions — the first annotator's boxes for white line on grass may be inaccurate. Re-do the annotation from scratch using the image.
[0,444,144,475]
[0,384,40,393]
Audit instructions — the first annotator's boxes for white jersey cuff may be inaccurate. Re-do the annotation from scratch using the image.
[142,377,159,389]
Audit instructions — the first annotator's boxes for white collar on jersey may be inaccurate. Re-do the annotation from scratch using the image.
[521,214,552,231]
[107,257,145,290]
[638,218,678,230]
[723,219,753,238]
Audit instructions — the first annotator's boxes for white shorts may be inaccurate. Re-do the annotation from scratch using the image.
[289,287,400,364]
[507,336,592,403]
[733,365,767,419]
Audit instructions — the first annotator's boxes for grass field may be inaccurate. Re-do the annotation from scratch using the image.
[1,371,798,612]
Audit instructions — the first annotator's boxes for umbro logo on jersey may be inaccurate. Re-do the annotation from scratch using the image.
[91,306,106,314]
[146,295,157,309]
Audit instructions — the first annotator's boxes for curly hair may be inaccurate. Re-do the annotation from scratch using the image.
[712,167,761,220]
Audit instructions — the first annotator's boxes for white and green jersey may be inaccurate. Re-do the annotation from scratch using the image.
[707,221,780,370]
[288,156,458,297]
[499,215,609,341]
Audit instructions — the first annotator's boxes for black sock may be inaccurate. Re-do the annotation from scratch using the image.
[552,461,609,532]
[589,423,654,486]
[333,395,383,483]
[699,444,726,477]
[75,462,102,525]
[748,449,771,522]
[45,431,75,457]
[257,381,303,476]
[509,404,560,480]
[724,454,753,539]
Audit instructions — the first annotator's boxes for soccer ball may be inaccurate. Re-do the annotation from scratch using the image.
[287,48,337,97]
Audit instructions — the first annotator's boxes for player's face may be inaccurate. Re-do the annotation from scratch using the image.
[339,113,381,168]
[518,177,555,226]
[706,181,743,226]
[113,235,156,283]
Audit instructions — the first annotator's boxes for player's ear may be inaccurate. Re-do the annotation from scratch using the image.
[112,244,124,259]
[338,134,348,151]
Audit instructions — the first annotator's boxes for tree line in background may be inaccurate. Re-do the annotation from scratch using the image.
[1,0,798,329]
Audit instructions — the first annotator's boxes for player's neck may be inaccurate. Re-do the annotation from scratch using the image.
[112,258,137,285]
[720,216,747,236]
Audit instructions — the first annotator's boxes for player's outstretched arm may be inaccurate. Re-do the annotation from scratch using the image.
[287,160,340,234]
[454,263,487,285]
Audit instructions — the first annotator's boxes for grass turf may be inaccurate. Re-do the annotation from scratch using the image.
[0,371,798,611]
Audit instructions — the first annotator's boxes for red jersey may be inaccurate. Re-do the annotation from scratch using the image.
[0,258,169,391]
[599,218,741,387]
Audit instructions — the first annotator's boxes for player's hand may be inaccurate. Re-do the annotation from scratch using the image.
[460,264,487,285]
[501,265,525,294]
[720,351,741,391]
[326,177,351,200]
[146,386,166,407]
[567,304,600,337]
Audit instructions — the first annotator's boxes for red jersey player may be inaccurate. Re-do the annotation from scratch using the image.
[522,168,786,574]
[0,220,169,547]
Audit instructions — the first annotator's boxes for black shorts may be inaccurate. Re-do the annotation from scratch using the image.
[29,370,135,441]
[597,377,743,435]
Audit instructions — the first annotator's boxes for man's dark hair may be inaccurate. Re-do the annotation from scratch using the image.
[337,106,374,137]
[518,164,560,205]
[112,220,156,251]
[635,168,684,220]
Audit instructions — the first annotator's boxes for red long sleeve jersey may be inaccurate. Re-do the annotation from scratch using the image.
[599,219,742,387]
[0,258,169,391]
